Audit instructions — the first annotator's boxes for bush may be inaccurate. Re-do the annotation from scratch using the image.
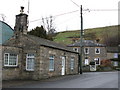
[96,65,114,72]
[82,65,90,72]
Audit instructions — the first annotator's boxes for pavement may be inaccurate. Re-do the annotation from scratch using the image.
[2,74,80,88]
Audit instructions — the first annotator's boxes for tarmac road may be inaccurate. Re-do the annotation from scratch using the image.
[7,71,118,88]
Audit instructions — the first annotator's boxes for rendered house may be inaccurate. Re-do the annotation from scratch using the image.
[107,47,120,67]
[1,7,79,80]
[67,40,107,66]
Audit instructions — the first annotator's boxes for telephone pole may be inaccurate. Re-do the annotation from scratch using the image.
[80,5,83,74]
[70,0,83,74]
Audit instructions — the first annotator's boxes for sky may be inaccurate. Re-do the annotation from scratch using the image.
[0,0,119,32]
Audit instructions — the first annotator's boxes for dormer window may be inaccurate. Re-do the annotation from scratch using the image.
[95,48,100,54]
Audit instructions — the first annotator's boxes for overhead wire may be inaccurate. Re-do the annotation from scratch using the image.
[30,9,118,23]
[30,10,79,22]
[84,9,119,12]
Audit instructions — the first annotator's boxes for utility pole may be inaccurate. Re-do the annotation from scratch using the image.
[70,0,83,74]
[80,5,83,74]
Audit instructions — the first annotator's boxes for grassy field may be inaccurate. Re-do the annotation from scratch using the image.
[53,30,80,45]
[53,25,119,45]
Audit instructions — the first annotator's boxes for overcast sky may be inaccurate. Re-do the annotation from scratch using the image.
[0,0,119,32]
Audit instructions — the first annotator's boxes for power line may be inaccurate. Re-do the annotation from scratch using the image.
[54,10,79,17]
[70,0,79,7]
[30,9,118,23]
[84,9,119,12]
[30,10,79,23]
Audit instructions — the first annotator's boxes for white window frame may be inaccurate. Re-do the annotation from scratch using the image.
[95,48,100,54]
[70,57,74,70]
[94,58,100,65]
[49,55,54,71]
[73,48,78,52]
[114,53,118,58]
[26,54,35,71]
[4,53,18,67]
[85,57,89,65]
[84,48,89,54]
[114,61,118,66]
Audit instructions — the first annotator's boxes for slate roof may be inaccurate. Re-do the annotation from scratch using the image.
[67,40,105,47]
[3,34,78,54]
[26,34,76,52]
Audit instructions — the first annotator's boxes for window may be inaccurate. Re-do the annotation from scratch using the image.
[94,58,100,65]
[84,48,89,54]
[49,55,54,71]
[4,53,18,66]
[26,54,35,71]
[71,57,74,70]
[73,48,78,52]
[114,61,118,66]
[95,48,100,54]
[114,53,118,58]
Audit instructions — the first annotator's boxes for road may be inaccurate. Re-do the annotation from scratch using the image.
[9,71,119,88]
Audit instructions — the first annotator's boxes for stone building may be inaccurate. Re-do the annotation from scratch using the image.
[67,40,107,66]
[1,7,79,80]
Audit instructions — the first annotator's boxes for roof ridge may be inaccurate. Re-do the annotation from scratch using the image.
[67,40,106,47]
[24,34,76,53]
[26,34,67,46]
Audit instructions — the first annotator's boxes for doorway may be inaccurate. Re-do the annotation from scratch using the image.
[61,56,66,75]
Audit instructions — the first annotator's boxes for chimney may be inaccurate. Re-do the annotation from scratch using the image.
[14,6,28,35]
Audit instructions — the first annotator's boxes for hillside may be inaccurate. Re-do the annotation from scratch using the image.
[53,25,119,45]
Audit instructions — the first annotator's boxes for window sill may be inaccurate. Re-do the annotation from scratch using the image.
[85,53,89,55]
[49,69,54,72]
[95,53,100,54]
[3,65,19,68]
[26,69,34,72]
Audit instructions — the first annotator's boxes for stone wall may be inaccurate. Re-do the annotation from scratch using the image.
[107,53,115,60]
[73,46,107,65]
[39,46,79,79]
[19,49,38,80]
[2,45,40,80]
[2,45,79,80]
[86,47,107,62]
[2,46,22,80]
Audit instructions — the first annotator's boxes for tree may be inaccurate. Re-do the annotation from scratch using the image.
[28,25,48,39]
[102,30,119,47]
[42,16,56,35]
[103,35,118,46]
[84,32,96,40]
[101,59,112,67]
